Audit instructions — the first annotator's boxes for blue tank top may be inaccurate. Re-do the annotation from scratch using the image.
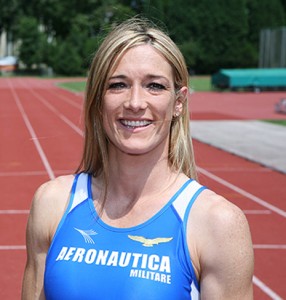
[44,173,206,299]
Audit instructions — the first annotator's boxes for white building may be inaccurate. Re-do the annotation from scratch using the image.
[0,30,16,57]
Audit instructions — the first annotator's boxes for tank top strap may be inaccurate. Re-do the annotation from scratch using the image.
[67,172,90,213]
[46,173,90,257]
[172,179,206,223]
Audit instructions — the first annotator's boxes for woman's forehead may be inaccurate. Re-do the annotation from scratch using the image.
[109,44,173,80]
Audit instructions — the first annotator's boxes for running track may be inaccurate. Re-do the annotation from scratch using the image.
[0,77,285,299]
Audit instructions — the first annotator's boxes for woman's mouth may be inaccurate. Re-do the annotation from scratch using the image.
[120,119,152,129]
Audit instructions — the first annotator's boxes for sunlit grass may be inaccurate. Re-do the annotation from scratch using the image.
[189,76,212,91]
[264,120,286,126]
[57,81,86,92]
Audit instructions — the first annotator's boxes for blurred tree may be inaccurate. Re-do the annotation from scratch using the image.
[16,17,45,69]
[2,0,286,74]
[88,1,136,35]
[0,0,22,55]
[165,0,251,73]
[52,39,83,75]
[281,0,286,13]
[247,0,286,46]
[0,0,20,33]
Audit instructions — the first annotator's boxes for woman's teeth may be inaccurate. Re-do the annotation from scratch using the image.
[121,120,152,128]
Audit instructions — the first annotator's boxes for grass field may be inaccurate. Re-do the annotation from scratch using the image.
[264,120,286,126]
[57,81,86,92]
[189,76,212,91]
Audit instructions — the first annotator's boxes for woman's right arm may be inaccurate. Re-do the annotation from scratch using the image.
[22,183,52,299]
[22,176,73,300]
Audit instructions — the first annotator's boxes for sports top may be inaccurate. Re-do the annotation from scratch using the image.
[44,173,206,300]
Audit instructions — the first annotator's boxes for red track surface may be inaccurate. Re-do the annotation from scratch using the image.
[0,77,285,299]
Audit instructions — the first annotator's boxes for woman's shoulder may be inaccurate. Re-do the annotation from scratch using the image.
[33,174,75,206]
[29,175,75,238]
[188,188,253,279]
[38,174,75,193]
[187,187,251,254]
[192,188,249,232]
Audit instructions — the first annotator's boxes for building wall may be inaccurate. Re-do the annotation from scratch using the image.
[259,27,286,68]
[0,31,7,57]
[0,31,17,57]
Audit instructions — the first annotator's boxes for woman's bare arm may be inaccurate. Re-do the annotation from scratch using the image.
[22,176,73,300]
[189,191,254,299]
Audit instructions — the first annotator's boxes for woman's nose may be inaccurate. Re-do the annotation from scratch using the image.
[124,86,147,112]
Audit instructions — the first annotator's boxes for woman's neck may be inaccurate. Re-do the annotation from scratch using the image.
[92,146,188,226]
[107,147,175,201]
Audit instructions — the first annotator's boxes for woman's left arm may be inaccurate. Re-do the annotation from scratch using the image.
[189,192,254,299]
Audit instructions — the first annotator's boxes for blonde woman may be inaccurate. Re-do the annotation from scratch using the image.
[22,17,254,299]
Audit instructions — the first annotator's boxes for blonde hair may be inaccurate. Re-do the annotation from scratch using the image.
[77,17,197,184]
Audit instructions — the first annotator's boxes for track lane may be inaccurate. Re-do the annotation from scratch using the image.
[0,83,47,174]
[8,78,83,173]
[19,78,84,126]
[0,79,52,212]
[0,78,84,299]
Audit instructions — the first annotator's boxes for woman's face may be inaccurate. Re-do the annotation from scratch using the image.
[102,44,186,156]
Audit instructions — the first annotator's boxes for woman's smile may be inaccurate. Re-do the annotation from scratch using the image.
[119,119,153,130]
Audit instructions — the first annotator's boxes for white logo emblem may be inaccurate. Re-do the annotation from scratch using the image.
[74,228,97,244]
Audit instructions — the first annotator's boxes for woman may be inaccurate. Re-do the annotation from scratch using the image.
[22,18,254,299]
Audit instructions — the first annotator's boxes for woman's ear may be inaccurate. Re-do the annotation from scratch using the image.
[174,86,188,117]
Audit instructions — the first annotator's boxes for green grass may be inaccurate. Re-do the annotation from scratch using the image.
[264,120,286,126]
[189,76,212,91]
[57,81,86,93]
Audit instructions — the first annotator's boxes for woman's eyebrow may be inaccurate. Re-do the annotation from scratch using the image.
[108,74,170,82]
[108,75,127,80]
[146,74,169,81]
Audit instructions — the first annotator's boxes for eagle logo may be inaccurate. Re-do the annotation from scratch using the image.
[128,235,173,247]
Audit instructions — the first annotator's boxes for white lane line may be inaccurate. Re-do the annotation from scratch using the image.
[29,78,83,109]
[7,79,55,180]
[203,167,272,173]
[0,169,73,177]
[253,275,283,300]
[243,210,271,214]
[48,87,82,109]
[0,245,26,250]
[21,80,84,137]
[0,171,48,176]
[254,244,286,249]
[0,210,29,214]
[197,167,286,218]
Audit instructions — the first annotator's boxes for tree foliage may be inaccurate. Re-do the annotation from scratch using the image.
[1,0,285,75]
[16,17,45,69]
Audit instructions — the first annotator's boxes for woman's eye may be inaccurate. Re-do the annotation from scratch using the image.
[148,82,166,91]
[108,82,126,90]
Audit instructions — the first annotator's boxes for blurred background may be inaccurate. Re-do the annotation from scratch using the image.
[0,0,286,77]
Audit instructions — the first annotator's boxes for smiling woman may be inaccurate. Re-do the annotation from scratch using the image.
[102,44,187,157]
[80,18,195,183]
[22,17,254,300]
